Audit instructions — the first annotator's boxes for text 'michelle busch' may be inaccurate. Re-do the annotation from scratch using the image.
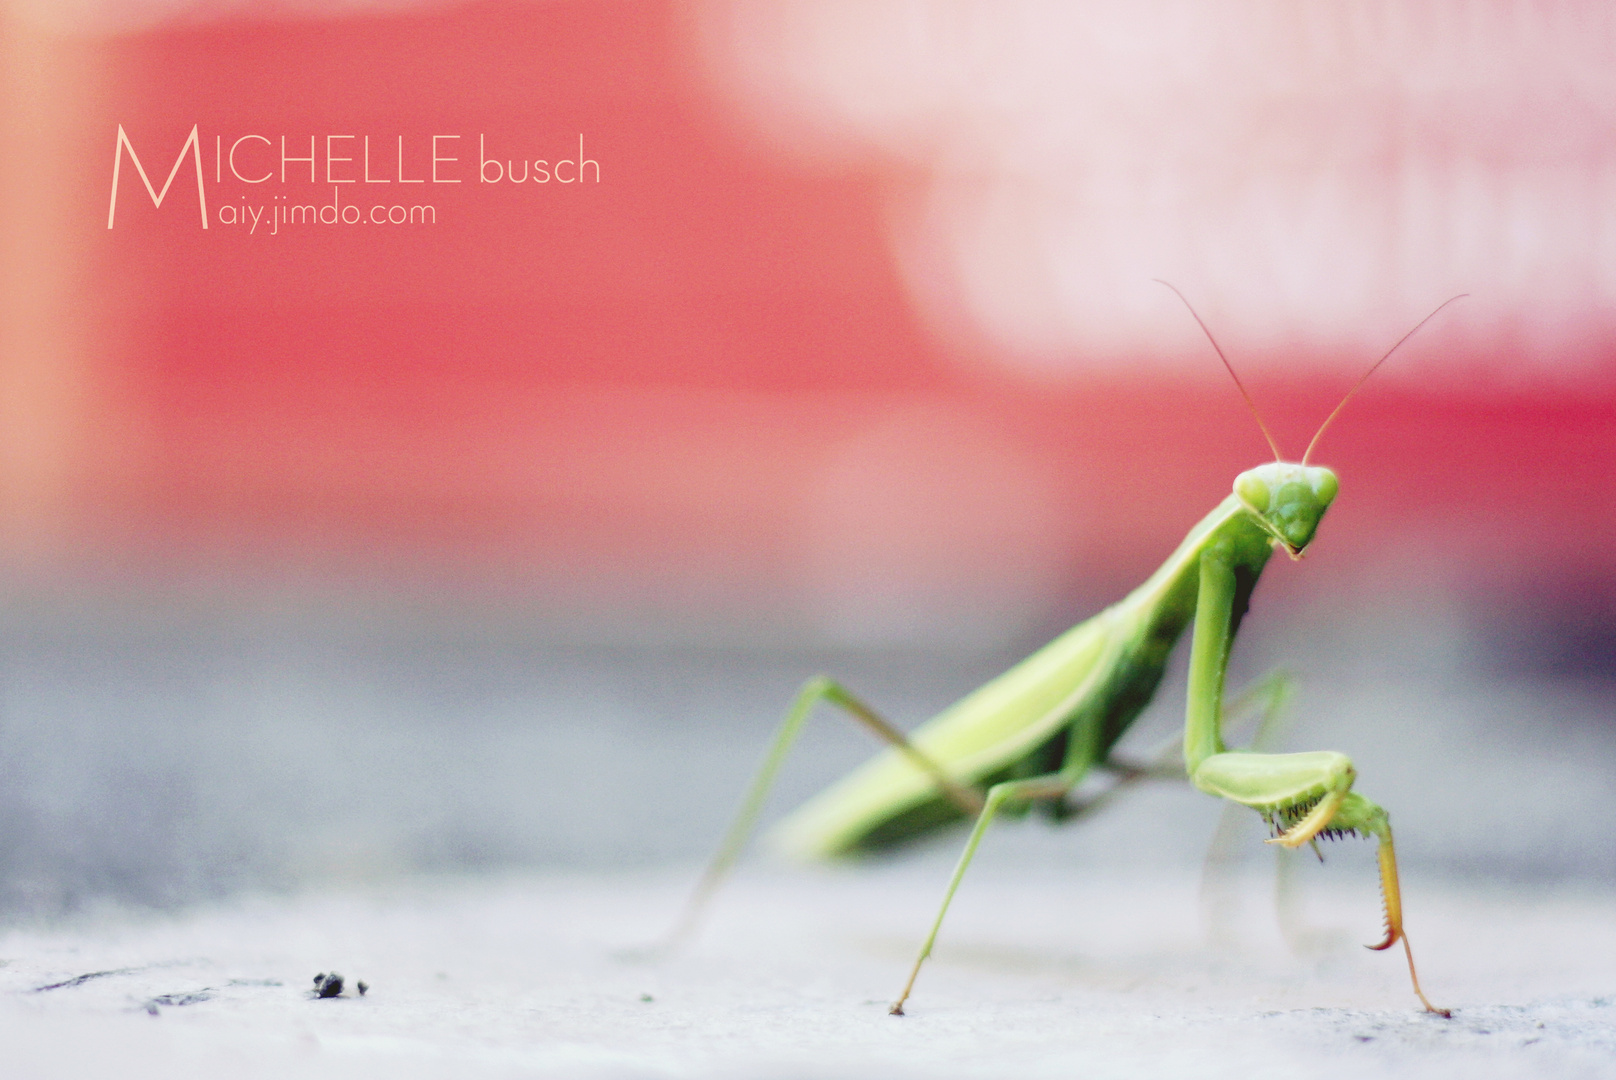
[108,126,599,233]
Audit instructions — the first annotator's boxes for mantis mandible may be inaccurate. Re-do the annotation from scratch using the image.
[670,285,1464,1018]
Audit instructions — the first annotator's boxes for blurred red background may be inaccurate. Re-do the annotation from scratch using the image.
[4,0,1613,649]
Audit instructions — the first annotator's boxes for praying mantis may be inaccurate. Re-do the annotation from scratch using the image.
[669,285,1463,1017]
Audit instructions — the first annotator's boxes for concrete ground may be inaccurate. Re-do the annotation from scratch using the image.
[2,860,1611,1079]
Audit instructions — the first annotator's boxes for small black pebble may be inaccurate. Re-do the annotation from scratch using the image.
[357,981,368,997]
[313,972,344,998]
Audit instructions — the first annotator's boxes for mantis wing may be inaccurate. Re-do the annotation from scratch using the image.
[766,495,1242,860]
[767,609,1123,860]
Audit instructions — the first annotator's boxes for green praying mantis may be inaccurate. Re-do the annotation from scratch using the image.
[668,285,1464,1018]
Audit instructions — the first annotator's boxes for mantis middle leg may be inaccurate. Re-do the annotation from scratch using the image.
[888,663,1298,1014]
[889,745,1098,1015]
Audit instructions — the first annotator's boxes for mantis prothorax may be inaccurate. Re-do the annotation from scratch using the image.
[670,285,1464,1018]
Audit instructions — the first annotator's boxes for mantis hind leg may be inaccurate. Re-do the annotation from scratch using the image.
[662,677,983,950]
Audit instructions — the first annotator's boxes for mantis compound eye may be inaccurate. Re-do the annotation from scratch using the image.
[1234,471,1270,512]
[1308,467,1339,506]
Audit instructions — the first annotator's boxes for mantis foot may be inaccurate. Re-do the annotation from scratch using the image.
[1367,832,1450,1017]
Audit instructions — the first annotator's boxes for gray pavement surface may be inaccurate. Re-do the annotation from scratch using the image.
[1,864,1611,1078]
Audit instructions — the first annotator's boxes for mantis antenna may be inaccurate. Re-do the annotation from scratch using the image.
[1155,280,1284,463]
[1302,294,1469,465]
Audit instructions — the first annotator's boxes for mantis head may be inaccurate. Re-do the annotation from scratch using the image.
[1154,281,1463,558]
[1234,463,1339,558]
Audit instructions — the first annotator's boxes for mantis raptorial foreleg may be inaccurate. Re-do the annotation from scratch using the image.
[662,676,984,949]
[1186,551,1447,1015]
